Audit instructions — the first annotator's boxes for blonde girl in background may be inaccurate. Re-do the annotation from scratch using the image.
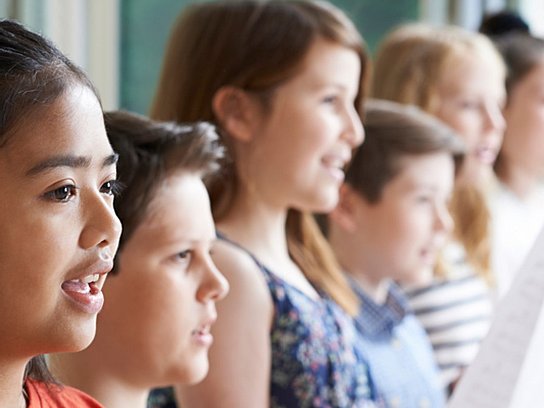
[372,23,506,394]
[150,0,375,406]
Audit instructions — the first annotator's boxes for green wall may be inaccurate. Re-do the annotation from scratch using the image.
[120,0,418,114]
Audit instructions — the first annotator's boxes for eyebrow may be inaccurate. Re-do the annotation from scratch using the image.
[26,153,118,177]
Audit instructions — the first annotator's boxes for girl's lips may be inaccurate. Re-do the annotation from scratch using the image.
[474,146,498,165]
[62,261,112,314]
[323,165,345,182]
[61,279,105,314]
[321,155,349,183]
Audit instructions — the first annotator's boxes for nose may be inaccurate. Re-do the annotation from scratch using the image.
[197,255,230,303]
[435,202,454,236]
[484,100,506,134]
[79,190,122,252]
[343,103,365,148]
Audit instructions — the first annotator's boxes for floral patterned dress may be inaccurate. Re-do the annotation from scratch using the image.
[230,237,375,407]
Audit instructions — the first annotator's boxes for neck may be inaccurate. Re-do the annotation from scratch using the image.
[218,188,290,266]
[348,268,389,304]
[329,230,388,304]
[496,159,540,200]
[49,353,148,408]
[0,359,28,408]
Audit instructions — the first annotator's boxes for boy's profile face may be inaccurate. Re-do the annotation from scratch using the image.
[348,152,455,285]
[95,172,229,386]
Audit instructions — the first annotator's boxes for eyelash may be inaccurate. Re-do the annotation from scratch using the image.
[44,184,78,202]
[44,179,122,203]
[101,179,124,196]
[174,250,193,267]
[323,95,339,105]
[177,250,191,259]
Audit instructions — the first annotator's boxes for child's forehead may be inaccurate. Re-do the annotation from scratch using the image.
[137,174,212,231]
[436,56,504,96]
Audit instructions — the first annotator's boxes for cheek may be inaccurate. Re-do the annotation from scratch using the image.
[452,119,481,147]
[396,211,432,246]
[438,109,480,146]
[0,215,76,291]
[144,275,197,340]
[526,106,544,136]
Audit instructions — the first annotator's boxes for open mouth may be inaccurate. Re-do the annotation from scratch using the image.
[321,155,348,182]
[61,273,107,314]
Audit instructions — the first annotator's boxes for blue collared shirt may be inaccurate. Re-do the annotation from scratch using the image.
[351,279,446,408]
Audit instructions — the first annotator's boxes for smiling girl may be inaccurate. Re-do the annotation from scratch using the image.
[150,1,374,406]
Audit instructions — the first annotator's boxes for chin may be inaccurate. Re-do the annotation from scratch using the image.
[59,319,98,353]
[405,266,434,286]
[306,191,339,213]
[183,360,210,385]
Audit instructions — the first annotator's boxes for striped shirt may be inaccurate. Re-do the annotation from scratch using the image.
[404,241,493,393]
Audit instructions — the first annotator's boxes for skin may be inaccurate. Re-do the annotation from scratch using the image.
[177,38,363,407]
[329,153,455,303]
[434,54,505,185]
[499,59,544,198]
[51,173,228,408]
[0,85,121,407]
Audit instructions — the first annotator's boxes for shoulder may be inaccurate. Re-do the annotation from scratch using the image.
[25,379,103,408]
[213,239,272,307]
[211,238,274,333]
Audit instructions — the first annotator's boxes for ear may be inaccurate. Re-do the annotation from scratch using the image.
[212,86,259,143]
[329,184,360,233]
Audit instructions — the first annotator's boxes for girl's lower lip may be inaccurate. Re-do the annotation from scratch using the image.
[193,331,213,347]
[61,283,104,314]
[323,165,345,182]
[475,150,497,165]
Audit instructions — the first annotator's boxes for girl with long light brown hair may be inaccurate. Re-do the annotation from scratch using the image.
[150,0,374,406]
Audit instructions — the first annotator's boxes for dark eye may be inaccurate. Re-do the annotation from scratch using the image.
[323,95,339,105]
[44,185,77,202]
[177,250,191,261]
[100,179,123,196]
[172,250,193,271]
[460,100,479,110]
[416,194,432,204]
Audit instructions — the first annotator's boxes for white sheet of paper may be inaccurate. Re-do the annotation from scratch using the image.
[448,227,544,408]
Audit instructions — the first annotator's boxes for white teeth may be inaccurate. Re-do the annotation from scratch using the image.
[323,156,346,170]
[81,274,99,284]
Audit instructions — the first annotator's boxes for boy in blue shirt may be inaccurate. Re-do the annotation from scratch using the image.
[327,100,465,407]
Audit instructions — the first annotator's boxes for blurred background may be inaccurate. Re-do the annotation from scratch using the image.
[0,0,539,114]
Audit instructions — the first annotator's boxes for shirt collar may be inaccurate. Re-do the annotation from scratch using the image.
[351,278,411,337]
